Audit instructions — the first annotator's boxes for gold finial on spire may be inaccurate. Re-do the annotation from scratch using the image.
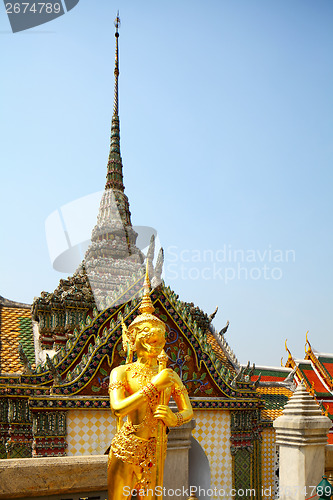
[114,10,120,31]
[113,11,121,116]
[139,259,155,314]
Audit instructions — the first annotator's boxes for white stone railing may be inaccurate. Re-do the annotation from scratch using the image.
[0,420,195,500]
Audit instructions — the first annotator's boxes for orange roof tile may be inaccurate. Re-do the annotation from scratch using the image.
[300,367,329,394]
[321,361,333,380]
[0,306,34,374]
[256,386,293,397]
[206,331,236,373]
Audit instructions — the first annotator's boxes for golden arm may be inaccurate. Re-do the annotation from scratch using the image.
[108,366,146,418]
[108,366,177,418]
[154,375,193,427]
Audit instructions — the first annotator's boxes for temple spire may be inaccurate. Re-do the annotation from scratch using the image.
[106,11,125,192]
[113,11,120,116]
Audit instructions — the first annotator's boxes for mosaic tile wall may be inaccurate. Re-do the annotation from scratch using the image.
[67,407,233,493]
[67,410,116,456]
[192,410,232,494]
[261,428,278,498]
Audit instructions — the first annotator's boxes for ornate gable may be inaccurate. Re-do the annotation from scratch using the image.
[2,281,262,405]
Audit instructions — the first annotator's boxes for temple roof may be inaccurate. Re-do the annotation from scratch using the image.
[256,386,293,421]
[249,365,295,423]
[243,336,333,431]
[0,297,35,374]
[282,335,333,442]
[0,277,261,413]
[251,365,292,382]
[7,263,239,380]
[0,295,31,309]
[285,335,333,399]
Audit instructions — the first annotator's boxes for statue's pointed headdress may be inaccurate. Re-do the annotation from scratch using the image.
[139,259,155,315]
[121,259,165,364]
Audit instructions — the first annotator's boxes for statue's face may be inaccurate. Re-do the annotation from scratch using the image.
[135,322,166,358]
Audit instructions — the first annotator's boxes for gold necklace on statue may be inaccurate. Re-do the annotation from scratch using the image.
[126,362,158,387]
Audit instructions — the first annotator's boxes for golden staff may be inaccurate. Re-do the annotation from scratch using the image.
[155,350,168,497]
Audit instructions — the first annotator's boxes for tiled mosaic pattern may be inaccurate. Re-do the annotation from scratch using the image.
[67,410,116,456]
[261,428,278,497]
[0,306,34,373]
[192,410,232,494]
[67,408,233,494]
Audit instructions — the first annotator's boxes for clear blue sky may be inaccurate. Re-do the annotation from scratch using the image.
[1,0,333,367]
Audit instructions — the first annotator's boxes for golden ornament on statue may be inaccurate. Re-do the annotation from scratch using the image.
[107,260,193,499]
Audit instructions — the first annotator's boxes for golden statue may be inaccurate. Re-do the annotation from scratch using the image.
[107,264,193,499]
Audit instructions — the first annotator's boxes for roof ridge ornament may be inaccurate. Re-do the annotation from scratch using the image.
[304,330,333,391]
[284,339,294,366]
[305,330,311,354]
